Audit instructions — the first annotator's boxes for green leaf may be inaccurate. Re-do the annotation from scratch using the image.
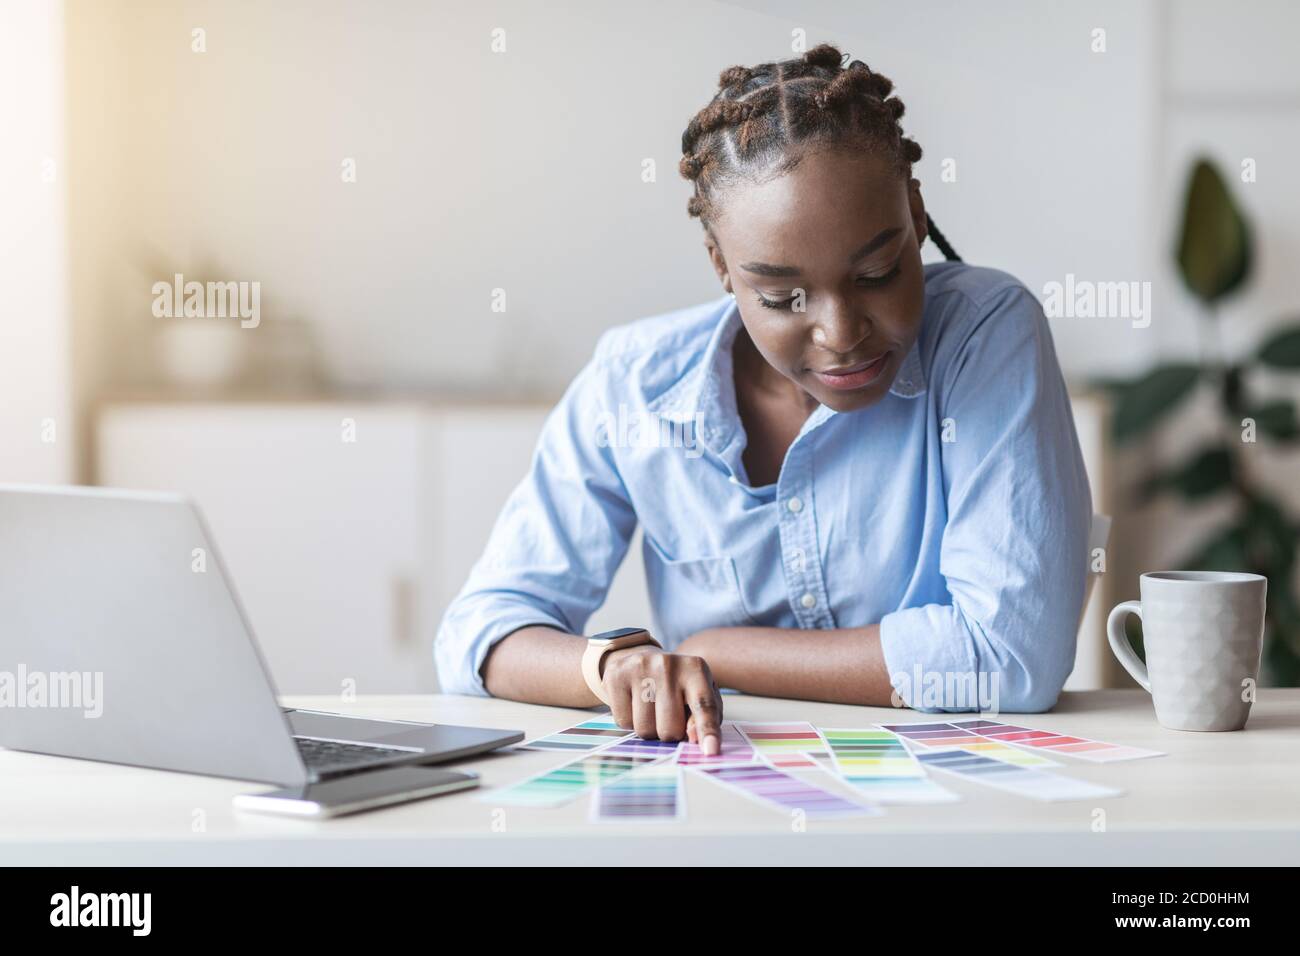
[1265,639,1300,686]
[1111,364,1199,443]
[1175,158,1252,303]
[1220,365,1244,416]
[1247,400,1298,440]
[1268,586,1300,650]
[1088,375,1134,396]
[1258,326,1300,369]
[1183,523,1251,571]
[1264,586,1300,683]
[1242,494,1298,575]
[1147,445,1233,500]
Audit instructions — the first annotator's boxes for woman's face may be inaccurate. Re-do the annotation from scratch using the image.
[706,147,928,414]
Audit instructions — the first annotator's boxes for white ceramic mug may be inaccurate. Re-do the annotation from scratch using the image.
[1107,571,1266,731]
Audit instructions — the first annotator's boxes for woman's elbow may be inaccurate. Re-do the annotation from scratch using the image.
[995,673,1066,713]
[987,634,1075,713]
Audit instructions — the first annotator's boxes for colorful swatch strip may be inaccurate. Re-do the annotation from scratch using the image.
[676,721,757,767]
[591,761,685,823]
[689,763,880,818]
[820,728,959,804]
[882,719,1163,763]
[878,722,1060,767]
[734,721,828,756]
[519,714,632,753]
[488,748,665,806]
[915,749,1122,801]
[603,737,683,760]
[760,751,819,770]
[947,719,1164,762]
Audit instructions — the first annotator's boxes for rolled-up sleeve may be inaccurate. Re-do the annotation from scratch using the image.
[879,286,1092,713]
[434,337,637,695]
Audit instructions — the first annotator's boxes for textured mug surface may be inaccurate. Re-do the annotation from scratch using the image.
[1107,571,1266,732]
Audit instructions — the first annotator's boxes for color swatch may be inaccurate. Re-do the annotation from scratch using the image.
[878,722,1061,767]
[591,761,685,823]
[519,714,633,753]
[760,751,820,769]
[676,721,757,767]
[735,721,828,756]
[915,749,1123,801]
[602,737,683,760]
[882,719,1162,763]
[497,713,1147,817]
[820,728,959,804]
[690,763,881,818]
[947,719,1165,762]
[488,749,665,807]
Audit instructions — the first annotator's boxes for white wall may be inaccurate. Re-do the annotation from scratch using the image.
[68,0,1165,400]
[0,0,73,483]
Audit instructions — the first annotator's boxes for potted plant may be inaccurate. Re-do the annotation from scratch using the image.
[1102,158,1300,683]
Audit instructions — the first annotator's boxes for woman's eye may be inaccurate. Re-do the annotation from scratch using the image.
[755,293,797,310]
[755,261,902,309]
[856,261,902,288]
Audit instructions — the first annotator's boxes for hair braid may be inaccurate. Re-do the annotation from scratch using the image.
[679,42,961,262]
[925,213,962,262]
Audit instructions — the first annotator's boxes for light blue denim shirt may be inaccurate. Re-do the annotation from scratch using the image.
[435,262,1092,712]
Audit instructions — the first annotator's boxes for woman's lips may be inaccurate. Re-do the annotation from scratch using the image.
[811,352,891,391]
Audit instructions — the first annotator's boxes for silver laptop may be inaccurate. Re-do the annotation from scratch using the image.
[0,485,522,785]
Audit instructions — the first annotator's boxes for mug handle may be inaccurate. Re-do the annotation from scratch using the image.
[1106,601,1151,692]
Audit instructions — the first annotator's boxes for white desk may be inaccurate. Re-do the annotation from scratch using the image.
[3,690,1297,865]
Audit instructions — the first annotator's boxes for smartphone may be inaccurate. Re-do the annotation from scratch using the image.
[232,766,480,818]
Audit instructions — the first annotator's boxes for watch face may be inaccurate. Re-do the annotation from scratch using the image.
[589,627,647,645]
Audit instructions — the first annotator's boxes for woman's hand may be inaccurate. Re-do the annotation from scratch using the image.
[601,645,722,754]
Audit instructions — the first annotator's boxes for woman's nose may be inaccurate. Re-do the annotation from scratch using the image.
[811,303,872,354]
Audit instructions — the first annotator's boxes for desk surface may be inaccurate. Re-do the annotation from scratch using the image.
[3,690,1298,865]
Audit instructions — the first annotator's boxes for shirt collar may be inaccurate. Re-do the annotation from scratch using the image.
[648,296,928,452]
[647,297,745,459]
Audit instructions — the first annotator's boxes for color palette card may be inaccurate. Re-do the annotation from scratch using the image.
[878,722,1061,767]
[690,763,881,818]
[591,761,685,823]
[946,719,1165,762]
[735,721,828,756]
[820,728,959,804]
[676,721,757,767]
[519,714,633,753]
[487,749,665,807]
[915,749,1123,802]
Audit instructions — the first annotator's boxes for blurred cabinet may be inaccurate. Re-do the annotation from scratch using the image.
[97,401,653,696]
[98,403,430,694]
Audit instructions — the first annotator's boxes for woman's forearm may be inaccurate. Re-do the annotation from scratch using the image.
[677,624,895,705]
[481,622,896,709]
[481,626,602,708]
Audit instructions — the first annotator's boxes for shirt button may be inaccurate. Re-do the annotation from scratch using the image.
[800,592,817,609]
[787,496,803,514]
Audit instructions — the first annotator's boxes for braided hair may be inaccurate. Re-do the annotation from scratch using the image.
[679,43,961,262]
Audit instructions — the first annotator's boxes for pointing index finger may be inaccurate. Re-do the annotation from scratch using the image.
[689,685,723,756]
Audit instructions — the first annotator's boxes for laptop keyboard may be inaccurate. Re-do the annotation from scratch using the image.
[294,736,407,772]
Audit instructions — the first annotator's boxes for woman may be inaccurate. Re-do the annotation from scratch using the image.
[436,44,1091,755]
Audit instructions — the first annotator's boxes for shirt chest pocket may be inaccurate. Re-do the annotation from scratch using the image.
[642,538,757,647]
